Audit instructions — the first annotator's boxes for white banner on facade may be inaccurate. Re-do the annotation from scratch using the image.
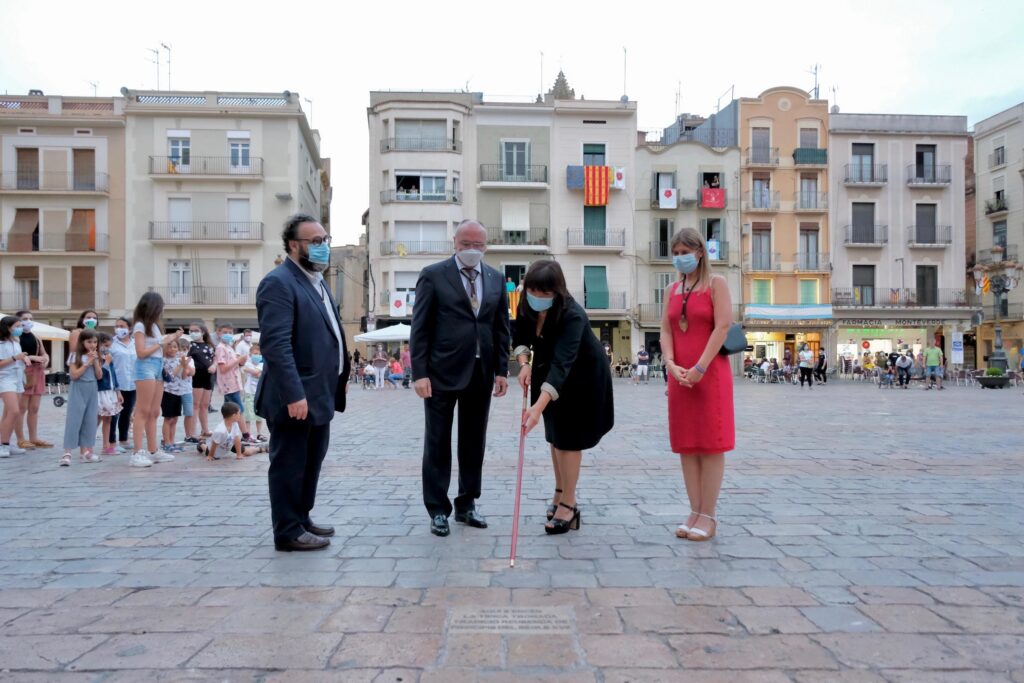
[951,330,964,364]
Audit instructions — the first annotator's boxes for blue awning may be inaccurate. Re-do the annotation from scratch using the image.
[744,305,833,320]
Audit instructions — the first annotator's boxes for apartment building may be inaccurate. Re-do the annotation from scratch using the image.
[737,87,833,363]
[972,102,1024,369]
[123,89,323,330]
[633,126,741,361]
[0,94,125,331]
[828,113,971,366]
[366,75,637,359]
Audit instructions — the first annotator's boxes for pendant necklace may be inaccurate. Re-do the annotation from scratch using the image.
[678,277,697,332]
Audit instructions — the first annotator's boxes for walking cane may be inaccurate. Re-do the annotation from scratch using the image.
[509,384,528,568]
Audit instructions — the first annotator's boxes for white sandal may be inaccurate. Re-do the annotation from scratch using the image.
[59,452,72,467]
[675,510,699,539]
[686,514,717,542]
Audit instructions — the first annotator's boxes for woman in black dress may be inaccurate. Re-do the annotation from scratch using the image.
[513,260,613,534]
[187,322,217,439]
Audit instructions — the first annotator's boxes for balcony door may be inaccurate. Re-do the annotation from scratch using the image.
[502,141,528,181]
[168,198,192,239]
[915,144,936,181]
[653,272,674,306]
[852,264,875,305]
[228,260,250,305]
[229,141,251,174]
[851,143,874,182]
[227,198,251,239]
[915,203,936,243]
[916,265,938,307]
[583,206,606,246]
[168,137,191,171]
[583,265,609,309]
[752,174,771,208]
[799,174,818,209]
[799,227,819,269]
[993,220,1007,250]
[751,127,771,163]
[73,149,96,190]
[656,218,673,259]
[16,148,39,190]
[168,260,192,304]
[752,228,771,270]
[852,202,875,243]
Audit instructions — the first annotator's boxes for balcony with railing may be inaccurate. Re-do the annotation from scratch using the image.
[707,240,730,263]
[794,191,827,212]
[743,190,779,212]
[794,252,830,272]
[380,189,461,204]
[486,227,549,250]
[843,224,888,246]
[637,303,663,325]
[149,221,264,241]
[478,164,548,185]
[566,229,626,250]
[699,187,726,209]
[832,287,971,309]
[793,147,827,166]
[906,225,952,247]
[842,163,888,185]
[0,290,109,312]
[983,302,1024,320]
[906,163,952,186]
[571,290,628,311]
[1,171,110,192]
[379,240,451,256]
[989,148,1007,168]
[745,252,781,272]
[149,156,264,177]
[148,286,257,306]
[649,241,671,262]
[380,137,461,153]
[743,147,779,166]
[1,232,109,253]
[649,186,695,208]
[977,244,1019,263]
[984,196,1008,218]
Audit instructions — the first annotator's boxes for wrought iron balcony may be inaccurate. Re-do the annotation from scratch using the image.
[486,228,549,248]
[743,190,779,211]
[570,290,628,311]
[906,163,952,186]
[793,147,827,165]
[843,225,888,245]
[479,164,548,183]
[745,252,781,272]
[380,189,461,204]
[794,252,830,272]
[794,191,827,211]
[149,156,264,176]
[380,137,461,153]
[637,303,663,325]
[1,171,110,192]
[989,148,1007,168]
[699,187,726,209]
[832,287,971,308]
[149,221,264,241]
[906,225,952,246]
[977,244,1018,263]
[148,286,257,306]
[649,241,671,262]
[843,163,887,185]
[1,232,109,252]
[743,147,779,166]
[0,290,109,312]
[985,197,1008,216]
[378,240,451,256]
[566,229,626,249]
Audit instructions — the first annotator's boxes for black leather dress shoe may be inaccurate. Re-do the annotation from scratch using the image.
[275,531,330,552]
[454,510,488,528]
[306,522,335,537]
[430,515,450,537]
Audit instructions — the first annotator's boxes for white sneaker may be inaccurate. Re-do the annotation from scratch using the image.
[0,445,9,458]
[129,451,153,468]
[8,444,26,455]
[150,450,175,463]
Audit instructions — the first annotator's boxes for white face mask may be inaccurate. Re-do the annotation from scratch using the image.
[115,328,129,339]
[456,249,483,268]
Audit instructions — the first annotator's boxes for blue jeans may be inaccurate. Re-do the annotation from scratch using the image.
[180,392,194,417]
[223,391,243,409]
[134,357,164,382]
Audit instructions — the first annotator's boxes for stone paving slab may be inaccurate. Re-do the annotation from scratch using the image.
[1,380,1023,680]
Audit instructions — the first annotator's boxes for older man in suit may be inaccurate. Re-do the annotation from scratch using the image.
[256,214,350,551]
[411,219,510,536]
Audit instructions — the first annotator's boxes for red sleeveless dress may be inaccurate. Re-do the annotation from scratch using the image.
[666,281,735,455]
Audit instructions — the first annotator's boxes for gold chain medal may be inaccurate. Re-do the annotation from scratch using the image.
[678,316,688,332]
[678,278,695,333]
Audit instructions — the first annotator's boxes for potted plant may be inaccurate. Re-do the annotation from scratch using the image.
[977,366,1011,389]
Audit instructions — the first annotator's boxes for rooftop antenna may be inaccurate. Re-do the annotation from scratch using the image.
[622,46,628,98]
[161,43,172,90]
[304,97,314,125]
[147,48,160,90]
[675,80,681,118]
[539,51,544,96]
[89,81,98,97]
[830,85,839,111]
[807,63,821,99]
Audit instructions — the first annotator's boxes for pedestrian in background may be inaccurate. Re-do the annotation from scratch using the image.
[96,333,123,456]
[15,310,52,450]
[798,343,814,388]
[187,323,217,440]
[215,324,250,439]
[514,260,613,534]
[896,351,913,389]
[241,342,266,441]
[814,349,828,385]
[132,292,182,468]
[661,228,735,542]
[60,329,102,466]
[109,317,136,452]
[68,309,99,366]
[0,316,28,458]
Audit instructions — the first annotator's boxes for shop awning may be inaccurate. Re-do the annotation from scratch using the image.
[744,304,833,320]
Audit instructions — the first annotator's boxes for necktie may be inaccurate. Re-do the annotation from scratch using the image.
[462,267,480,313]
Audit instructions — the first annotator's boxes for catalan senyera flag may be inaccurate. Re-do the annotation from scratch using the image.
[584,165,610,206]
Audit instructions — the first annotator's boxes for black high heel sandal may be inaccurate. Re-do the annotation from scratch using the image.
[545,502,581,535]
[546,489,563,521]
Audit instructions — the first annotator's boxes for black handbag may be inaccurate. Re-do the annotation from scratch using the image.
[719,323,747,356]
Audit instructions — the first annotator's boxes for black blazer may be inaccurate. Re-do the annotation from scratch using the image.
[254,258,351,425]
[410,256,510,392]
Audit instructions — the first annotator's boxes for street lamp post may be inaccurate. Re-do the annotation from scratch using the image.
[973,260,1023,371]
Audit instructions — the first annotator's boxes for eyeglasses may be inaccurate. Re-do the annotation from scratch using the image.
[296,236,332,247]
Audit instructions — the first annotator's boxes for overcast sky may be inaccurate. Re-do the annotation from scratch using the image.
[2,0,1023,243]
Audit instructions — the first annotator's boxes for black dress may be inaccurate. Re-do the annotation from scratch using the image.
[189,343,216,391]
[514,299,614,451]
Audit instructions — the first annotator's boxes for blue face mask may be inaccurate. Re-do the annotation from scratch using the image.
[307,243,330,265]
[251,355,263,364]
[527,293,554,312]
[12,327,24,338]
[673,254,699,274]
[220,334,234,345]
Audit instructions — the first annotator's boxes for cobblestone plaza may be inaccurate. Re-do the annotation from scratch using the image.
[1,379,1022,681]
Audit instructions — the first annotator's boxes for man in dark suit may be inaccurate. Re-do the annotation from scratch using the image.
[411,219,510,536]
[255,214,351,551]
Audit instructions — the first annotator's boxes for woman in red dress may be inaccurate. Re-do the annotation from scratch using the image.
[660,227,735,541]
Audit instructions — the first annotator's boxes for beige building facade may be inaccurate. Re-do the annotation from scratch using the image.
[122,89,323,330]
[0,94,126,331]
